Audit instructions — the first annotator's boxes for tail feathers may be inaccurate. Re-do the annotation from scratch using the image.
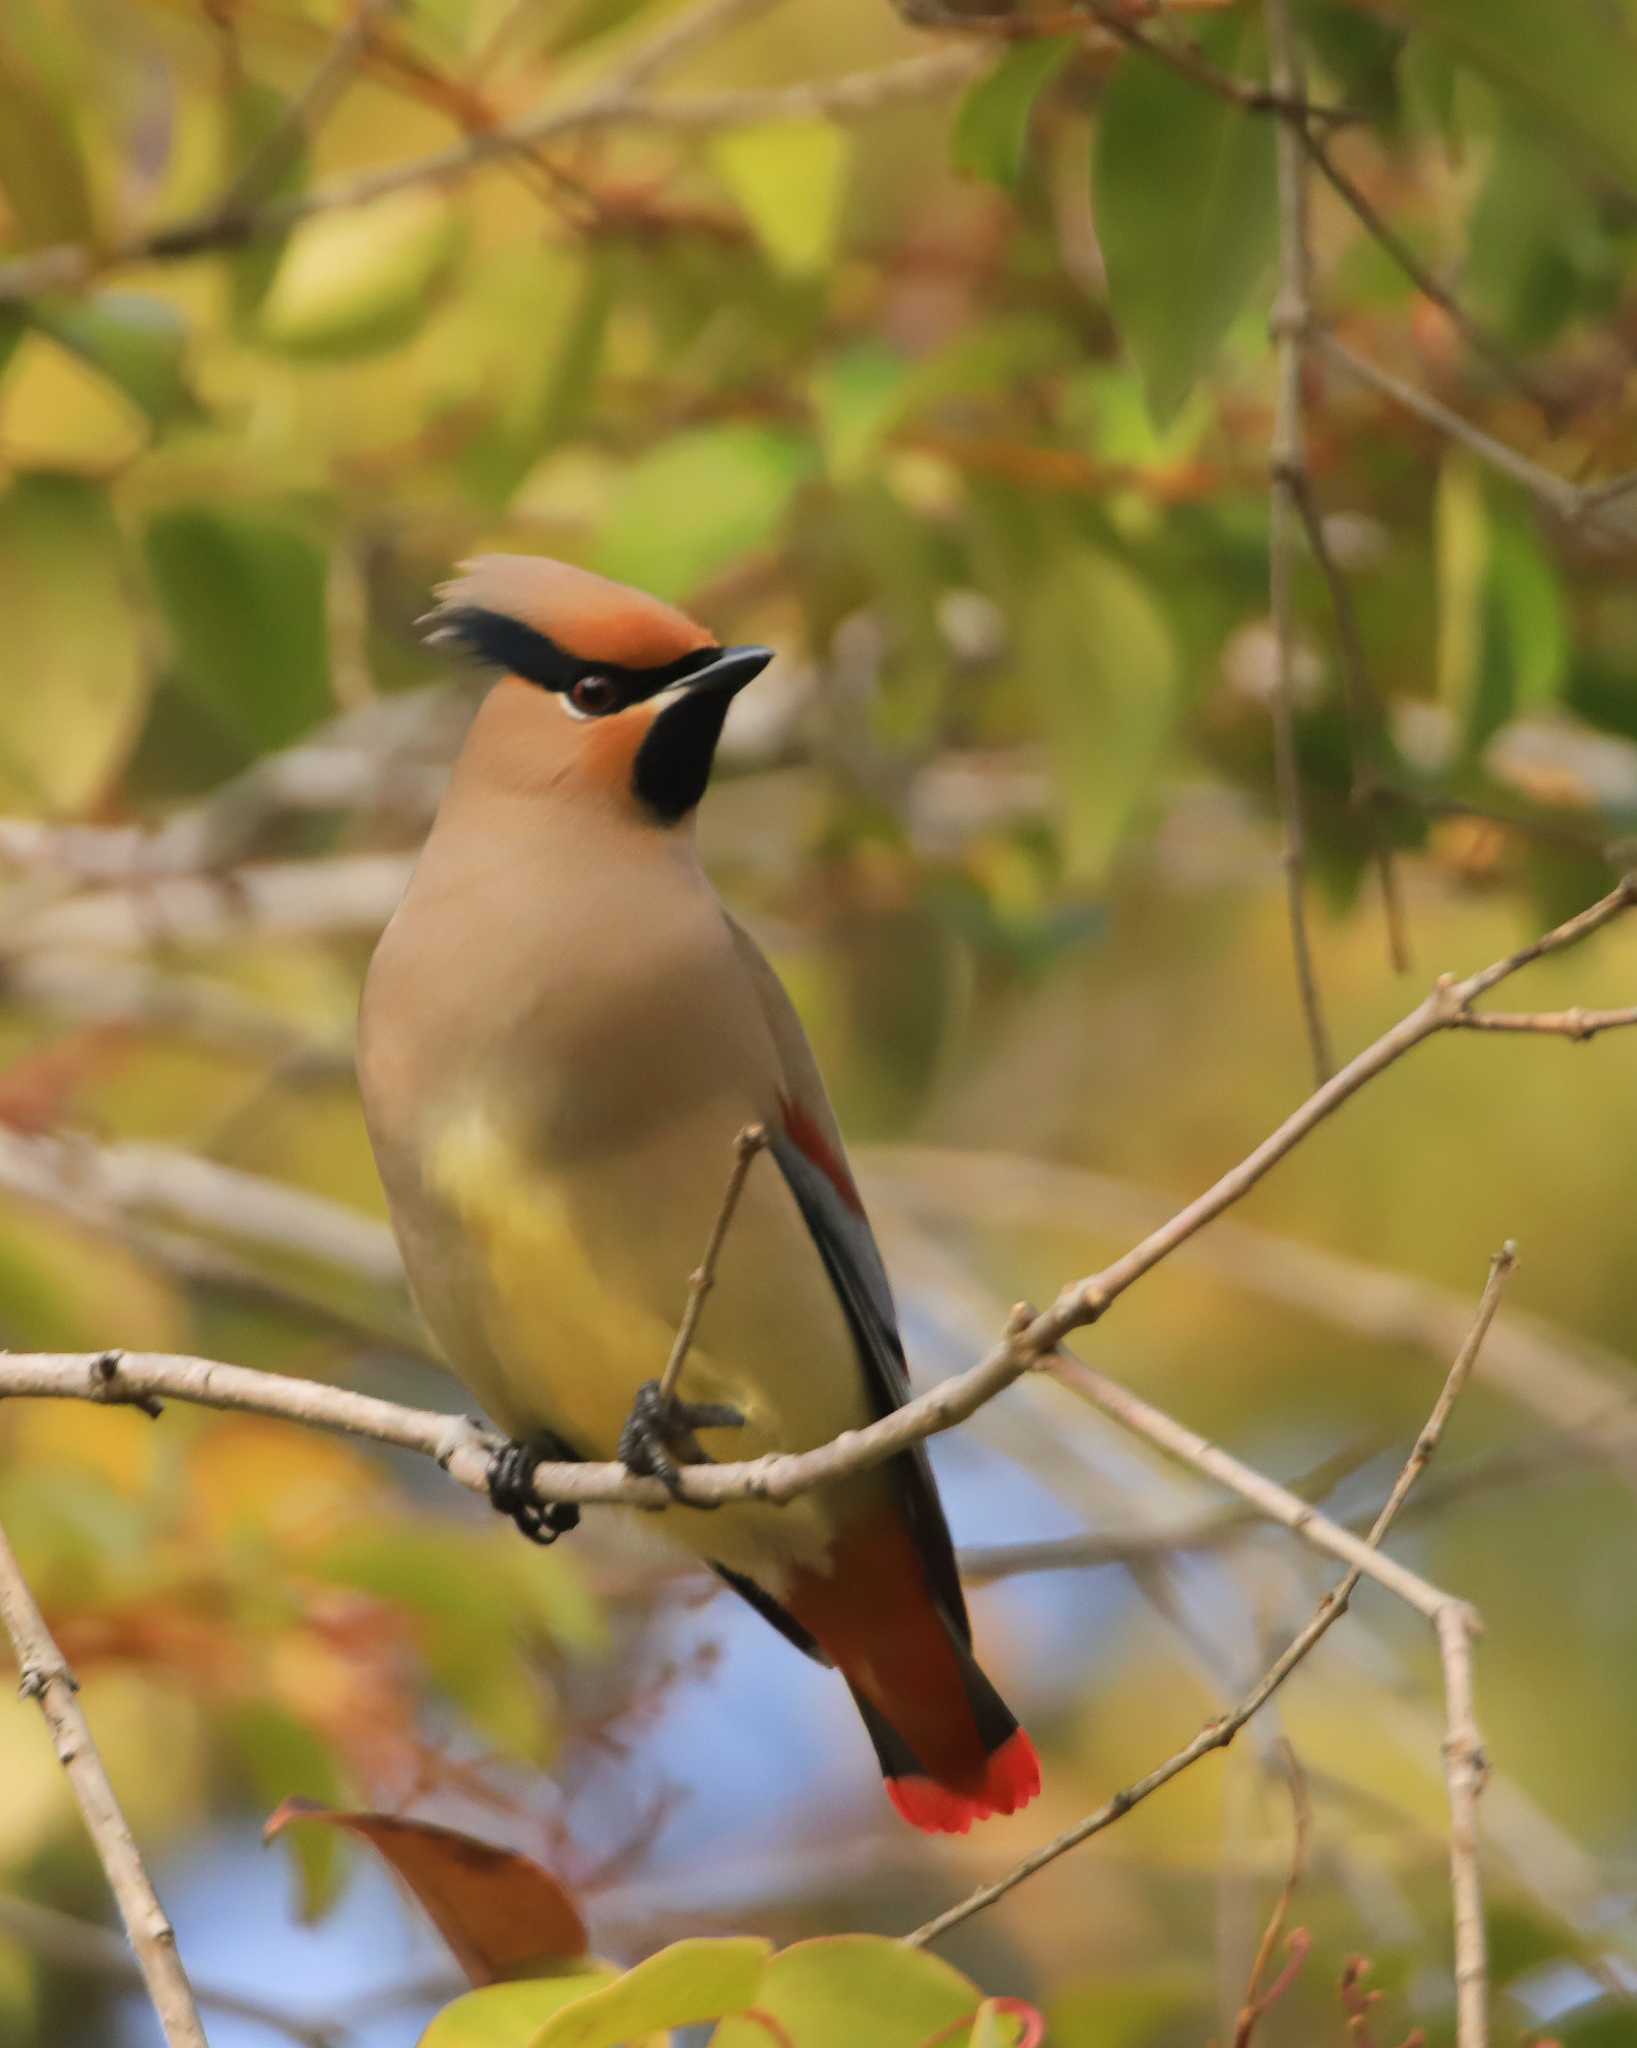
[884,1728,1042,1835]
[856,1683,1041,1834]
[782,1502,1042,1836]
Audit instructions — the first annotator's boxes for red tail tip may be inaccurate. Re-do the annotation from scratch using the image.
[886,1729,1042,1836]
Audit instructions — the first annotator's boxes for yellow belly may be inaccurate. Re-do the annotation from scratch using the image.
[424,1107,878,1584]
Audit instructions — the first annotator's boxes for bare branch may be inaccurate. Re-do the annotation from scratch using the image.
[1319,334,1637,538]
[218,0,398,215]
[0,885,1630,1520]
[1266,0,1332,1081]
[657,1124,768,1406]
[905,1245,1510,1952]
[1439,1603,1490,2048]
[0,49,989,305]
[0,1519,207,2048]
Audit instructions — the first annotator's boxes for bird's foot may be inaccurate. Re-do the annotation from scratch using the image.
[487,1432,581,1546]
[618,1379,745,1502]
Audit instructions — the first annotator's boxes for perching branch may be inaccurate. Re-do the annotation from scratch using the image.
[0,1518,208,2048]
[0,882,1631,1517]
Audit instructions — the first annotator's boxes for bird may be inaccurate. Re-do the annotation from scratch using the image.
[357,553,1041,1834]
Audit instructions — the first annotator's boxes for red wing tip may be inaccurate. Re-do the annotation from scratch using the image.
[886,1730,1043,1836]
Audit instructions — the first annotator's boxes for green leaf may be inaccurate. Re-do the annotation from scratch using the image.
[1436,458,1568,757]
[1093,14,1277,426]
[419,1971,617,2048]
[228,1704,347,1922]
[0,24,94,245]
[597,424,814,600]
[222,78,311,327]
[810,341,914,485]
[258,190,461,357]
[143,505,332,751]
[1467,115,1616,348]
[1400,0,1637,196]
[532,1937,770,2046]
[710,1936,982,2048]
[27,294,195,427]
[0,475,146,814]
[712,122,851,275]
[953,38,1075,187]
[1019,542,1179,881]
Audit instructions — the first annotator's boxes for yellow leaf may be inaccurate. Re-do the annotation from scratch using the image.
[712,121,851,275]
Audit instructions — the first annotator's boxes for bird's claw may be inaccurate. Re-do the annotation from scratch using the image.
[618,1379,745,1503]
[486,1433,581,1546]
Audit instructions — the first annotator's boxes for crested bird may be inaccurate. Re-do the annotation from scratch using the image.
[358,555,1041,1833]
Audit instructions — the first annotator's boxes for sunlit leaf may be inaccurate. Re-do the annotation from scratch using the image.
[419,1972,617,2048]
[532,1937,770,2046]
[710,1936,983,2048]
[258,190,461,357]
[596,423,814,600]
[1094,14,1277,426]
[1397,0,1637,194]
[264,1801,588,1983]
[0,475,146,813]
[953,38,1075,187]
[143,504,332,750]
[713,122,851,275]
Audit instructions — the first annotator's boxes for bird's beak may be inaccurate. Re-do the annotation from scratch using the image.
[632,646,775,823]
[680,645,775,697]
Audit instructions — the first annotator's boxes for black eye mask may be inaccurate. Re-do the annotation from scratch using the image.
[425,605,719,712]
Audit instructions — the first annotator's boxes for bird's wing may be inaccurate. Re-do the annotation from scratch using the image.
[721,912,971,1644]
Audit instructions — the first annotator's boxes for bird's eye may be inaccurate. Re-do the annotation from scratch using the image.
[564,675,619,720]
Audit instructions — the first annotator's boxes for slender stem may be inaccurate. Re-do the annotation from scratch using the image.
[656,1124,767,1405]
[905,1246,1511,1950]
[1439,1603,1491,2048]
[0,1520,208,2047]
[1267,0,1332,1082]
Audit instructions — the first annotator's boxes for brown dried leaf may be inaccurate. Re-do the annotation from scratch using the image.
[264,1799,588,1985]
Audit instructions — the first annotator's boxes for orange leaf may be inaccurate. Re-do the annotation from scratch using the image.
[263,1799,588,1984]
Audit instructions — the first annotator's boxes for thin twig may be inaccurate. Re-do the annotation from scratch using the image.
[598,0,785,95]
[0,49,989,304]
[905,1245,1510,1950]
[1266,0,1332,1082]
[1319,335,1637,536]
[0,889,1630,1516]
[1293,127,1561,424]
[1231,1743,1312,2048]
[0,1520,207,2048]
[656,1124,767,1405]
[1438,1604,1490,2048]
[1279,465,1411,972]
[219,0,397,214]
[1453,1006,1637,1041]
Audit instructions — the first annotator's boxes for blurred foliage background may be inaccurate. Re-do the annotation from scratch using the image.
[1,0,1637,2042]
